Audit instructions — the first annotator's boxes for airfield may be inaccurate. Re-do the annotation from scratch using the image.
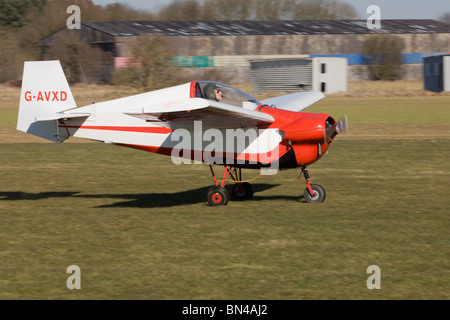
[0,80,449,299]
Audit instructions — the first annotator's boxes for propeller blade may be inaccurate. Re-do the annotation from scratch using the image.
[336,114,348,134]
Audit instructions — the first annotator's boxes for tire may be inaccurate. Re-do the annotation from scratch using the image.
[231,182,254,201]
[207,186,229,206]
[304,184,326,203]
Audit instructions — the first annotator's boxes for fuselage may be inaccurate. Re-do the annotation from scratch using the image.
[59,81,337,170]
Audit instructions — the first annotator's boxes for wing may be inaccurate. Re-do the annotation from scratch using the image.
[261,91,325,112]
[126,98,274,129]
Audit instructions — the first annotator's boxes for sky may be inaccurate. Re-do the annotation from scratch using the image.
[91,0,450,20]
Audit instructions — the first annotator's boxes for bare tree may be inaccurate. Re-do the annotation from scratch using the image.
[46,33,103,84]
[292,0,359,20]
[158,0,214,20]
[101,3,156,20]
[209,0,254,20]
[114,37,180,91]
[0,0,160,83]
[362,34,406,80]
[0,28,21,82]
[155,0,359,21]
[438,12,450,24]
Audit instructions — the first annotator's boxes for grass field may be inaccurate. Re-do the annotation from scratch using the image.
[0,83,449,300]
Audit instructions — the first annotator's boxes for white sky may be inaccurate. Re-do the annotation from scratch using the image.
[91,0,450,20]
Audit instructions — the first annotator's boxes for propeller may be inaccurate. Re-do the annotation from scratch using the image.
[323,114,348,145]
[336,114,349,134]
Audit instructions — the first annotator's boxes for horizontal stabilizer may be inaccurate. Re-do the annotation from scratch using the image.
[36,112,91,121]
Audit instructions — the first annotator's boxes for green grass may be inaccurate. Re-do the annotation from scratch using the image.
[311,95,450,123]
[0,91,449,300]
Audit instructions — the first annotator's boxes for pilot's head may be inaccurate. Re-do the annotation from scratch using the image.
[203,83,223,101]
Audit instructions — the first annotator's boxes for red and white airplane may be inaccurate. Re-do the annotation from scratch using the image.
[17,61,347,206]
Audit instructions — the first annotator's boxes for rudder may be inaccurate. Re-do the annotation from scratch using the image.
[17,60,77,142]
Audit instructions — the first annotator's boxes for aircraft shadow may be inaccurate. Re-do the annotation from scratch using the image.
[0,184,305,209]
[0,191,80,201]
[78,186,213,208]
[81,183,290,208]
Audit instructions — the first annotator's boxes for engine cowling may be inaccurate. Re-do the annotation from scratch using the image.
[257,106,342,168]
[282,113,337,166]
[283,114,330,143]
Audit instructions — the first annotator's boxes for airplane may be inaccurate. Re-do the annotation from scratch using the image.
[17,60,347,206]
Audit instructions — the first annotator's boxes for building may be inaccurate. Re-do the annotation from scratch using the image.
[250,57,348,94]
[424,55,450,92]
[41,19,450,84]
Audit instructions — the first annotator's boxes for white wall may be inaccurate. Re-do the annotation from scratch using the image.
[444,56,450,92]
[312,58,348,94]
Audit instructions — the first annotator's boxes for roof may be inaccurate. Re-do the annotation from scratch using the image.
[423,54,450,60]
[81,19,450,37]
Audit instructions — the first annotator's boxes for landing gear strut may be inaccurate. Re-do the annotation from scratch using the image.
[299,167,326,203]
[206,165,325,205]
[207,164,231,206]
[206,165,254,206]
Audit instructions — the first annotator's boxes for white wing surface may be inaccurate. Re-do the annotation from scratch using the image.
[126,98,274,129]
[261,91,325,112]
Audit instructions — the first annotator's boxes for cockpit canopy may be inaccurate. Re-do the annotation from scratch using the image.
[193,81,261,109]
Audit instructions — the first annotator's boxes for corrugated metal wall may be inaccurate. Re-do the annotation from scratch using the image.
[250,59,313,94]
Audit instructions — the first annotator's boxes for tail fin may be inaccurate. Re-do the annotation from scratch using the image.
[17,60,78,142]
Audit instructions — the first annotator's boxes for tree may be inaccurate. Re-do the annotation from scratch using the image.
[45,33,103,84]
[362,34,406,80]
[0,0,157,83]
[438,12,450,24]
[155,0,359,21]
[100,3,156,20]
[208,0,254,20]
[157,0,213,20]
[293,0,359,20]
[114,37,180,91]
[0,0,47,28]
[0,28,21,82]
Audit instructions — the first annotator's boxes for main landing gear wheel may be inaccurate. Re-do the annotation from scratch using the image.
[231,182,254,201]
[304,184,326,203]
[207,186,229,206]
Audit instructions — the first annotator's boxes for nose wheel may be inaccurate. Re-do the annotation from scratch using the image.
[304,183,326,203]
[300,167,326,203]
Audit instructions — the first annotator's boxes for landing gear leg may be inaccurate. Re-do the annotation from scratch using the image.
[207,165,230,206]
[299,167,326,203]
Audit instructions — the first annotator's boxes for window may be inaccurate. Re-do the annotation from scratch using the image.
[197,81,260,107]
